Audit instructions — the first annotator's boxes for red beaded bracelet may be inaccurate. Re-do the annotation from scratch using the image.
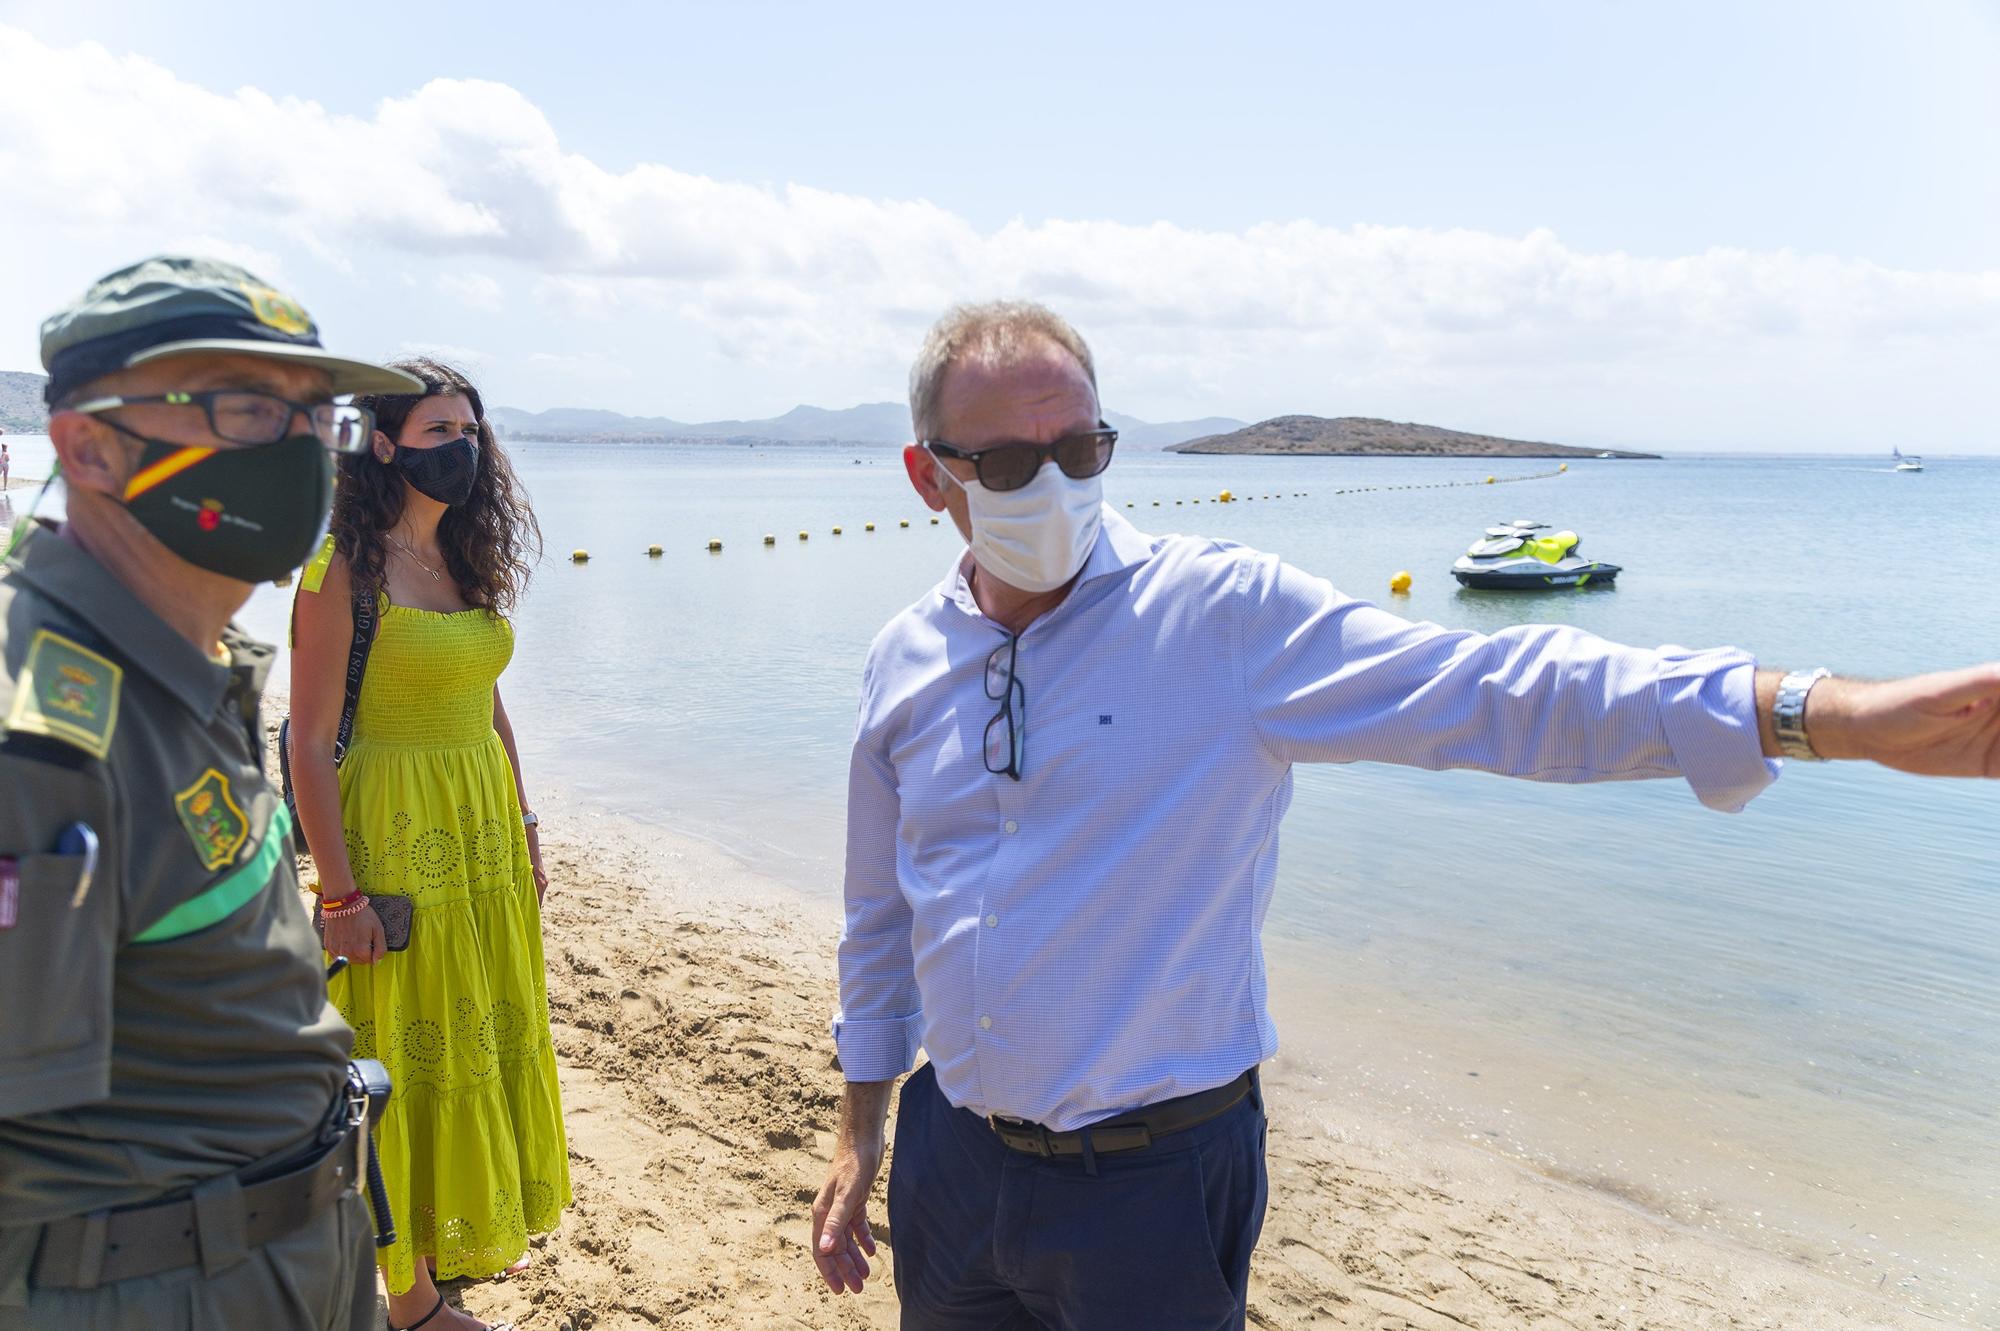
[319,893,367,919]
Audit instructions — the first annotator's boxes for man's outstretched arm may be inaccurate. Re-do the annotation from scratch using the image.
[1236,550,1999,804]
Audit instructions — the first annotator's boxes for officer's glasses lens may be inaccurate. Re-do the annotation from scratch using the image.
[311,402,375,454]
[210,391,293,444]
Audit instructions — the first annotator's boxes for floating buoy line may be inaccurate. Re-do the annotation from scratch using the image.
[584,465,1566,560]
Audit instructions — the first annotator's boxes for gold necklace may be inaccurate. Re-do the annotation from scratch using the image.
[386,532,446,583]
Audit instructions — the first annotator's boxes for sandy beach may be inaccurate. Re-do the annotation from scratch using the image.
[261,698,1955,1331]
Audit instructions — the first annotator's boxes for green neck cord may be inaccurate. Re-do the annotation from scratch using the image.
[3,461,60,561]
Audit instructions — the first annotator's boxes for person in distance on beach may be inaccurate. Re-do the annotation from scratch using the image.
[290,359,564,1331]
[809,300,2000,1329]
[0,255,422,1330]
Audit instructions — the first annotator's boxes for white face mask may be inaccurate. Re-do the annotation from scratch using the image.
[932,450,1103,594]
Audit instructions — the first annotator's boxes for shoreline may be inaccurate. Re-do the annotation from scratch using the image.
[257,678,1967,1328]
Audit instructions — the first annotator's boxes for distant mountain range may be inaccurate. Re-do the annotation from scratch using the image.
[0,369,1656,461]
[1,371,49,432]
[488,401,1246,451]
[0,373,1239,449]
[1169,415,1659,459]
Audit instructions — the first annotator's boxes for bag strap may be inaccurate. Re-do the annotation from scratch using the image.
[331,583,378,766]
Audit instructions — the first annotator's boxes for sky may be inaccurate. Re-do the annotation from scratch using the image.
[1,0,1995,451]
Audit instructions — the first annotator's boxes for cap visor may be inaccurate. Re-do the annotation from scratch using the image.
[125,339,425,395]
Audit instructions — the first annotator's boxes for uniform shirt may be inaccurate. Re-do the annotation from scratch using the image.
[835,510,1776,1130]
[0,526,349,1227]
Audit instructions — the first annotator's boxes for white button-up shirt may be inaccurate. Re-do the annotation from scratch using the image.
[835,509,1775,1130]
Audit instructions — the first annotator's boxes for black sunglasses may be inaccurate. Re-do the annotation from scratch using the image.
[925,421,1117,493]
[983,635,1026,781]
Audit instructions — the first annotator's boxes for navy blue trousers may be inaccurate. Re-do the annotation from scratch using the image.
[887,1064,1269,1331]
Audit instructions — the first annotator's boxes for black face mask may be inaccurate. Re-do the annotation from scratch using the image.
[120,434,334,583]
[391,437,479,506]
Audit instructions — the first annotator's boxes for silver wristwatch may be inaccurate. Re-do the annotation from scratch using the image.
[1772,667,1831,761]
[521,810,539,829]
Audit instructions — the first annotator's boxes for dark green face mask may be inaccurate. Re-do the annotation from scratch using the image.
[119,433,334,583]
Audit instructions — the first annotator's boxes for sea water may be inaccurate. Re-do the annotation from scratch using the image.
[6,438,1993,1320]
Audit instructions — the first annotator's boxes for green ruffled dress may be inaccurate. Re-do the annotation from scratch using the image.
[301,541,570,1294]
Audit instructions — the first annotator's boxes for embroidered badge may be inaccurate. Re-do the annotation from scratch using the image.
[5,630,123,759]
[242,284,312,336]
[174,768,250,871]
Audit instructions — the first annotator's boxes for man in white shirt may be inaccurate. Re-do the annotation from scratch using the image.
[811,301,1999,1330]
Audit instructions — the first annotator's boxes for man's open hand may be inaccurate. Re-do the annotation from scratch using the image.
[811,1133,882,1294]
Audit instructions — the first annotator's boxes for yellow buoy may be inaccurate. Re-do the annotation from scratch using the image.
[1559,463,1568,472]
[1485,475,1496,484]
[832,526,843,535]
[763,534,776,545]
[930,517,939,525]
[865,522,876,532]
[1218,490,1233,502]
[1126,501,1134,507]
[273,572,293,588]
[900,519,910,528]
[646,544,663,556]
[706,539,722,552]
[1389,570,1412,594]
[1152,500,1161,506]
[798,531,809,541]
[571,549,590,562]
[1175,500,1182,505]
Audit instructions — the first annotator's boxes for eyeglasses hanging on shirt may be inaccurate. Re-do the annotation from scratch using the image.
[984,634,1026,781]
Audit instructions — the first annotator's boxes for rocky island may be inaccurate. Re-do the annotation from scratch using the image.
[0,371,51,433]
[1168,415,1658,459]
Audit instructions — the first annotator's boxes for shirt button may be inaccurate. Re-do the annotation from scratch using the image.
[979,1015,993,1030]
[985,914,999,928]
[1003,819,1019,834]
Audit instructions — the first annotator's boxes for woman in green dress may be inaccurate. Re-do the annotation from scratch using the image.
[290,359,565,1331]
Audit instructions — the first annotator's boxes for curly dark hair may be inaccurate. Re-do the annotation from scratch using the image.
[332,358,541,613]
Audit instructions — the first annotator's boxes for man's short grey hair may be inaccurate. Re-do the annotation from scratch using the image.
[908,301,1098,441]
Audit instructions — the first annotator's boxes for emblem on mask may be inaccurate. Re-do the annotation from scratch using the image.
[174,768,250,871]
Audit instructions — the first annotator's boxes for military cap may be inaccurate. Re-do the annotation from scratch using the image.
[38,255,422,405]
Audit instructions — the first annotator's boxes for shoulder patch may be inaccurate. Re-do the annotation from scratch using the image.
[173,768,251,872]
[5,630,123,759]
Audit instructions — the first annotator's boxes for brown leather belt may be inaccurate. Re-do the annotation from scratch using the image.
[989,1068,1257,1158]
[28,1122,364,1290]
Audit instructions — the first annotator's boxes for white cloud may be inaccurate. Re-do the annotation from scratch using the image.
[436,272,505,314]
[2,24,1995,445]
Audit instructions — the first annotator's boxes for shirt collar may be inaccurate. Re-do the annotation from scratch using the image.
[5,523,246,719]
[939,505,1159,620]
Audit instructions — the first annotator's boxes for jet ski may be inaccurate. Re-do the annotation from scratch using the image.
[1451,520,1621,589]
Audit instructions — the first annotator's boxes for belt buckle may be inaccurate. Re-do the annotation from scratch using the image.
[988,1114,1053,1157]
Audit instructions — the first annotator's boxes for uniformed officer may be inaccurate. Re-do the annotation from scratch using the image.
[0,256,423,1330]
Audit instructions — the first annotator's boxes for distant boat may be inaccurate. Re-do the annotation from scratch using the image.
[1892,446,1924,473]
